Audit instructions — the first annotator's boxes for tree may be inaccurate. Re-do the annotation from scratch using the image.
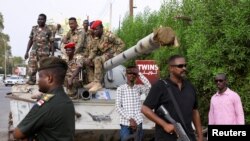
[117,0,250,124]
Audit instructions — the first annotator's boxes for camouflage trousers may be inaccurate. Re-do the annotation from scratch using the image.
[27,50,49,82]
[64,77,82,96]
[93,55,109,82]
[84,65,94,84]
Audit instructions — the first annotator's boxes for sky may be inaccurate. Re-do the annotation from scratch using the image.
[0,0,163,58]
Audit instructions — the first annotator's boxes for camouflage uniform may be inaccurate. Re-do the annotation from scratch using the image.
[77,30,97,84]
[94,32,125,82]
[62,27,83,60]
[87,32,125,92]
[28,25,54,82]
[65,54,84,96]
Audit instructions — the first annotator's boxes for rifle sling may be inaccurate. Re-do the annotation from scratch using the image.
[161,79,189,133]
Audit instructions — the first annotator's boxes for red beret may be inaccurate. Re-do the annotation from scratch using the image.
[64,42,75,49]
[90,20,102,30]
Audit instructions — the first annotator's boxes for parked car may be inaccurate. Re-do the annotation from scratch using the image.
[4,75,25,86]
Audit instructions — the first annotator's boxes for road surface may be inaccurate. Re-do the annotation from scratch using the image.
[0,83,11,141]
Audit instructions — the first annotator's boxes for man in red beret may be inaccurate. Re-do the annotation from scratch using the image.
[84,20,125,93]
[64,42,84,98]
[90,20,102,30]
[67,26,96,94]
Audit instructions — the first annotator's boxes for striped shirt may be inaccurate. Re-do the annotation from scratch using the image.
[116,72,151,126]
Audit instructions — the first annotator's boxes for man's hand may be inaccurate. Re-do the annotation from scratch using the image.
[129,118,137,130]
[163,123,175,134]
[105,52,113,60]
[31,93,43,99]
[83,59,93,66]
[196,135,203,141]
[24,52,29,60]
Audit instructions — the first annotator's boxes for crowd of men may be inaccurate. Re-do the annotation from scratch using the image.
[16,13,245,141]
[25,13,125,97]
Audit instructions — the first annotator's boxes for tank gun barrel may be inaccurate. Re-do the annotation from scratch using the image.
[104,27,178,70]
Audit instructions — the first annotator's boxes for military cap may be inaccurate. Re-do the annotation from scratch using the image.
[38,57,68,71]
[90,20,102,30]
[83,20,89,25]
[64,42,75,49]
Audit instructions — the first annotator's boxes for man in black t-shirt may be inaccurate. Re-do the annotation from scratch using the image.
[13,57,75,141]
[142,55,203,141]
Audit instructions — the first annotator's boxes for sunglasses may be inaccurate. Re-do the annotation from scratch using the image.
[171,64,187,68]
[214,79,224,83]
[127,73,138,75]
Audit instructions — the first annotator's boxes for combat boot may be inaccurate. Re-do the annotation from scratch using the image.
[84,82,95,90]
[88,82,103,93]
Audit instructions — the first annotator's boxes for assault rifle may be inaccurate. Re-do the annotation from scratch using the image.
[157,105,190,141]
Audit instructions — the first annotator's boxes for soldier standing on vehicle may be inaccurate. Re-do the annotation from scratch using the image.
[25,13,54,85]
[82,19,89,33]
[55,23,64,36]
[84,20,125,93]
[61,17,83,59]
[75,19,89,54]
[13,57,75,141]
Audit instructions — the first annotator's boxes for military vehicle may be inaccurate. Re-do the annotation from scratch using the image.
[5,26,178,141]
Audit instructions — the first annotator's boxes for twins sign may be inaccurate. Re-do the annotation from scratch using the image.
[136,60,160,85]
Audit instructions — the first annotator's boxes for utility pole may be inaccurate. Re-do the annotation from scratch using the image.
[118,15,121,32]
[129,0,134,17]
[109,3,112,31]
[3,38,7,79]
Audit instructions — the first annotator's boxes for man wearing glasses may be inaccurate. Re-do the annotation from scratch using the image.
[116,66,151,141]
[208,73,245,125]
[142,55,203,141]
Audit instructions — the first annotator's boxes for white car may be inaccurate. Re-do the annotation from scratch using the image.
[4,76,25,86]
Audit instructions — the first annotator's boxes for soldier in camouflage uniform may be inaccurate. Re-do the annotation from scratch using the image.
[64,42,84,97]
[84,20,125,93]
[68,28,96,86]
[25,13,54,85]
[62,17,84,60]
[82,19,89,33]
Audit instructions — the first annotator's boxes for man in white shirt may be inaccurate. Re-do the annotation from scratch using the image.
[116,65,151,141]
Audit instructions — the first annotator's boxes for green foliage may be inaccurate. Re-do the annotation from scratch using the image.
[118,0,250,125]
[0,12,21,74]
[0,13,4,30]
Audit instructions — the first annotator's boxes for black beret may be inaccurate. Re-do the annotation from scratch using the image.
[83,20,89,25]
[38,57,68,71]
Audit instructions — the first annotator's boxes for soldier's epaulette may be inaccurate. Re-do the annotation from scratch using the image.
[32,25,38,30]
[36,94,55,107]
